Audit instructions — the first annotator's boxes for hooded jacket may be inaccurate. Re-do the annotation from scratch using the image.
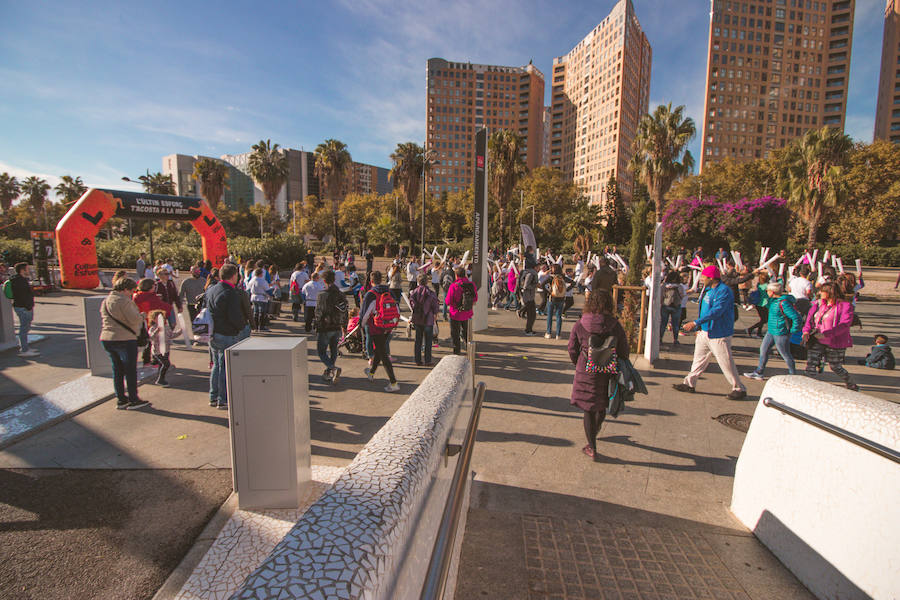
[567,312,630,413]
[864,344,895,370]
[409,283,439,326]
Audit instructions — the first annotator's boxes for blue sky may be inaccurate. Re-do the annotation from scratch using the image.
[0,0,886,194]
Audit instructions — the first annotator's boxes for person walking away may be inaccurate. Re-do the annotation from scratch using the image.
[660,271,684,345]
[519,258,539,336]
[409,273,439,365]
[289,262,309,322]
[743,281,802,379]
[315,269,349,384]
[179,267,206,322]
[590,256,617,295]
[746,271,770,337]
[567,290,630,460]
[504,264,520,311]
[246,268,272,332]
[360,271,401,391]
[406,257,420,293]
[365,248,374,274]
[302,272,325,333]
[7,263,38,357]
[858,334,895,370]
[562,268,576,316]
[431,261,443,297]
[675,266,747,400]
[440,262,456,319]
[99,278,150,410]
[445,266,477,354]
[136,252,147,282]
[802,282,858,390]
[545,264,567,339]
[205,264,249,409]
[387,260,403,302]
[147,308,179,387]
[154,266,182,329]
[787,265,814,318]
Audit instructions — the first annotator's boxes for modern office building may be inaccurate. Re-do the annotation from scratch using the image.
[542,106,552,167]
[425,57,545,195]
[162,154,255,212]
[548,0,652,207]
[350,162,393,195]
[874,0,900,143]
[700,0,856,170]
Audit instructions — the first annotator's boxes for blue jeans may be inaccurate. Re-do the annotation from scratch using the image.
[317,329,340,370]
[209,332,239,405]
[660,305,682,341]
[756,333,795,375]
[102,339,138,403]
[414,324,433,364]
[546,300,564,337]
[13,307,33,351]
[503,290,519,310]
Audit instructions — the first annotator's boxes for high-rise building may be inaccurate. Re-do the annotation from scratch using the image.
[874,0,900,143]
[542,106,552,167]
[700,0,855,170]
[162,154,255,211]
[349,162,393,195]
[425,58,545,195]
[549,0,652,206]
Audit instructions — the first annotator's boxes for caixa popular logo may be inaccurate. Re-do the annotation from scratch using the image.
[476,155,484,169]
[73,263,98,277]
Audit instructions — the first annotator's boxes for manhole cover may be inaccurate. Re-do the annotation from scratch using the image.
[714,413,752,432]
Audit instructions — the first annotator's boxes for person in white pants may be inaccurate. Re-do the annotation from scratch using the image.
[674,265,747,400]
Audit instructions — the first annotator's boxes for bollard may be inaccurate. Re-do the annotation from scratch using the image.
[225,336,311,509]
[0,293,16,352]
[82,295,111,376]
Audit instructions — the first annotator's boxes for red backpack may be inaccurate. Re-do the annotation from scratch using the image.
[372,291,400,330]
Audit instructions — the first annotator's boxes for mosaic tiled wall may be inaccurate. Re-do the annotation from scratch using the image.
[732,375,900,600]
[230,355,473,600]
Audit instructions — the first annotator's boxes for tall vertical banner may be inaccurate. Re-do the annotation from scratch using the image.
[472,128,489,332]
[643,223,663,364]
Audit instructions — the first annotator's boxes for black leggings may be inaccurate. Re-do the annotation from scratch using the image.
[583,410,606,452]
[563,296,574,315]
[524,300,536,333]
[153,352,170,383]
[370,333,396,383]
[748,305,768,335]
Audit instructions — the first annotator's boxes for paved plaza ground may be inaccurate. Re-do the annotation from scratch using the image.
[0,275,898,599]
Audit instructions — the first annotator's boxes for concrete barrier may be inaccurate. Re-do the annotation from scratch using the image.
[731,375,900,600]
[230,354,474,600]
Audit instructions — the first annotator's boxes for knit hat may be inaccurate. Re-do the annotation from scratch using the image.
[700,265,721,279]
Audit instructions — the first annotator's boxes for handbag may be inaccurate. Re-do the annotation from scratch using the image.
[103,300,150,347]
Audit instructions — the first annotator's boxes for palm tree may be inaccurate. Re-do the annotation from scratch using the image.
[54,175,87,206]
[247,139,289,211]
[131,170,176,195]
[488,129,527,248]
[192,158,229,210]
[389,142,436,247]
[776,126,853,247]
[0,172,20,214]
[630,103,696,224]
[314,139,352,246]
[21,176,51,228]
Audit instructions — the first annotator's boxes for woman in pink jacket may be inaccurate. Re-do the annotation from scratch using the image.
[802,281,858,390]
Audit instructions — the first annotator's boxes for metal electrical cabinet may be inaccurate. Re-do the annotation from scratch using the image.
[225,336,311,509]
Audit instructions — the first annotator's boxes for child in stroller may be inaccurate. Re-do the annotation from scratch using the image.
[339,308,363,355]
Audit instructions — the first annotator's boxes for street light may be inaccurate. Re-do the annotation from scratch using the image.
[122,176,154,264]
[421,144,438,258]
[524,205,535,231]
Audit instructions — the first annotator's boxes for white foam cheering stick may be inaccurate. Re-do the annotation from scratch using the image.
[836,258,844,273]
[831,255,837,269]
[556,255,564,266]
[855,259,862,275]
[666,257,676,269]
[442,248,450,264]
[536,248,541,261]
[818,262,823,278]
[675,254,683,269]
[760,254,780,270]
[759,247,769,267]
[811,249,818,265]
[778,263,785,278]
[804,252,813,265]
[822,250,830,264]
[613,253,628,270]
[461,250,470,266]
[593,256,600,269]
[793,255,805,268]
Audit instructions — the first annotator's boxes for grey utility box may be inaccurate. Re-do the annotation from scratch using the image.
[225,336,311,509]
[83,295,112,376]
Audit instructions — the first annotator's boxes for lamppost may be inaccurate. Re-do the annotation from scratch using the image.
[122,175,155,264]
[421,145,438,258]
[524,205,535,231]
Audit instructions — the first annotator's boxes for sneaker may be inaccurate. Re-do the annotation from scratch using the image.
[672,383,695,393]
[524,331,536,336]
[384,382,400,392]
[116,401,130,410]
[18,348,40,357]
[847,383,859,391]
[156,379,170,387]
[126,399,151,410]
[331,367,341,385]
[322,368,332,382]
[727,390,747,400]
[544,333,552,339]
[216,402,228,410]
[554,334,560,340]
[745,328,753,337]
[209,399,218,407]
[364,367,374,382]
[743,371,764,380]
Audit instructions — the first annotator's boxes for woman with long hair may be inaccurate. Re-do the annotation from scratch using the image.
[802,281,857,390]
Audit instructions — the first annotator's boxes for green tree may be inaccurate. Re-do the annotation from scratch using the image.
[132,170,176,195]
[627,198,652,285]
[514,166,586,249]
[0,172,20,214]
[489,129,527,248]
[776,126,853,247]
[369,213,402,256]
[604,174,629,245]
[389,142,436,247]
[20,176,51,229]
[54,175,87,206]
[338,192,389,246]
[630,103,696,224]
[668,157,776,205]
[248,139,289,211]
[564,198,602,249]
[829,140,900,245]
[314,139,352,248]
[192,158,229,210]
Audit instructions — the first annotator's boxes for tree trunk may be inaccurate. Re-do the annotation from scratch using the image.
[499,206,507,250]
[654,186,665,224]
[806,214,819,248]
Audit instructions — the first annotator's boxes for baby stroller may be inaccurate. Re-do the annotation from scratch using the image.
[338,322,363,355]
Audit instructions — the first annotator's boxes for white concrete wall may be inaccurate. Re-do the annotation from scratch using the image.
[731,375,900,600]
[230,355,474,600]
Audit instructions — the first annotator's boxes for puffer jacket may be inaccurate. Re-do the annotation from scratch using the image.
[567,312,630,413]
[766,294,802,336]
[803,300,854,349]
[694,282,735,339]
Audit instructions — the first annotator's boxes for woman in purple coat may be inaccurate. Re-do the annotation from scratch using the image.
[567,291,630,460]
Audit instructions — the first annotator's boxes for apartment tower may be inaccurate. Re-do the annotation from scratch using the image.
[425,58,545,195]
[700,0,855,170]
[874,0,900,143]
[549,0,652,206]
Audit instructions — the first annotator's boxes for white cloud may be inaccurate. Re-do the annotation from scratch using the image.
[0,160,142,195]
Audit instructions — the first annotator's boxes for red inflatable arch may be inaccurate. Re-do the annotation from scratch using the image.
[56,188,228,289]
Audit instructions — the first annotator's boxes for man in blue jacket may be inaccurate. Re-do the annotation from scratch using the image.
[674,265,747,400]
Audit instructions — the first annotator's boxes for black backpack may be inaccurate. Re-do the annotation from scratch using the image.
[456,282,476,312]
[583,332,619,374]
[663,285,682,308]
[441,270,455,291]
[320,289,347,331]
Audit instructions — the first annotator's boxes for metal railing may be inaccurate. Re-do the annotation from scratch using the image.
[763,397,900,464]
[420,381,486,600]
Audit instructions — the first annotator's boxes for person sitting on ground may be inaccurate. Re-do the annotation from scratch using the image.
[858,334,895,370]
